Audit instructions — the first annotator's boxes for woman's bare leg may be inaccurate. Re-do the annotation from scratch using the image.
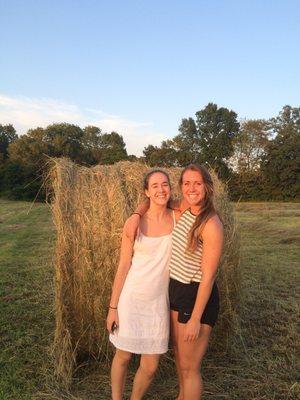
[177,323,212,400]
[111,349,132,400]
[130,354,160,400]
[170,311,184,400]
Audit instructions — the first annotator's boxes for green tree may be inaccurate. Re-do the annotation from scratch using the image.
[0,124,17,163]
[8,123,85,167]
[143,141,180,167]
[8,123,128,167]
[0,161,41,200]
[127,154,139,162]
[270,104,300,134]
[5,123,128,200]
[97,131,128,164]
[44,123,85,162]
[261,105,300,199]
[195,103,239,176]
[7,131,50,200]
[174,118,200,164]
[231,119,270,173]
[82,125,104,164]
[143,103,239,176]
[8,131,50,169]
[82,126,128,164]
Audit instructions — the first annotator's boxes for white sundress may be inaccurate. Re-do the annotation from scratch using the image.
[109,214,174,354]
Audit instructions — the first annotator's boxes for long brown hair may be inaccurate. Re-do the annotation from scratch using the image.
[179,164,216,252]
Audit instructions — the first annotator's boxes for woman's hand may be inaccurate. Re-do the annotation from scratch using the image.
[106,308,119,334]
[184,318,201,342]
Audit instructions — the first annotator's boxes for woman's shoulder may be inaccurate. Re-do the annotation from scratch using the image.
[202,214,223,237]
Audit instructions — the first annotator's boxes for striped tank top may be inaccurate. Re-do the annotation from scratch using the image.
[169,209,202,283]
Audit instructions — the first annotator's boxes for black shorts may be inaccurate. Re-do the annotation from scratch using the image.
[169,278,220,327]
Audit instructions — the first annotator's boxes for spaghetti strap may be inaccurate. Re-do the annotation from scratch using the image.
[172,210,176,227]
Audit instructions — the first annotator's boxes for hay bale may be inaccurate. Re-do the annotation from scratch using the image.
[50,159,240,387]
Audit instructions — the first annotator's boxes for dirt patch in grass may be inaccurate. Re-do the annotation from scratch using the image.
[279,236,300,244]
[6,224,27,231]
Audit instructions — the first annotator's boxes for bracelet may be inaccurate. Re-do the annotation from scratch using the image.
[109,305,117,309]
[132,212,142,217]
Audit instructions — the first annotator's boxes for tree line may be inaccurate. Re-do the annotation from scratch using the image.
[0,103,299,201]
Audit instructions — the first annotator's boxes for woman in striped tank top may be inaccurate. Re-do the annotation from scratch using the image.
[130,164,223,400]
[169,164,223,400]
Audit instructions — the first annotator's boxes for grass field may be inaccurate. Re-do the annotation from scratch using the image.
[0,200,299,399]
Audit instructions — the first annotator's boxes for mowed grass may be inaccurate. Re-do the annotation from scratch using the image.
[0,200,55,400]
[0,200,299,399]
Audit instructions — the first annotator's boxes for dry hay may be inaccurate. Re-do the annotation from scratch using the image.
[49,159,240,388]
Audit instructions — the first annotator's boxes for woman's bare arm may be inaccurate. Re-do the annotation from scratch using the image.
[134,198,150,216]
[184,215,224,341]
[123,199,150,241]
[106,223,134,332]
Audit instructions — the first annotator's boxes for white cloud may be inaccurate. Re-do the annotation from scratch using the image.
[0,94,166,155]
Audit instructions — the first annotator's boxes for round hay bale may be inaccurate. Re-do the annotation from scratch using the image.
[50,159,240,387]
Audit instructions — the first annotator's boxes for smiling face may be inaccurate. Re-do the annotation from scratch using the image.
[145,172,171,206]
[181,169,206,207]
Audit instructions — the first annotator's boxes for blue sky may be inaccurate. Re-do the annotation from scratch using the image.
[1,0,299,155]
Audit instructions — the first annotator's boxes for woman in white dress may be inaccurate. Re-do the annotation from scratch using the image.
[106,170,174,400]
